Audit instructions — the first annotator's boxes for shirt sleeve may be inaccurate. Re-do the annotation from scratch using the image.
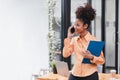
[63,38,74,58]
[90,51,105,65]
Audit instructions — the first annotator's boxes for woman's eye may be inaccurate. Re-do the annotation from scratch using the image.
[77,24,79,26]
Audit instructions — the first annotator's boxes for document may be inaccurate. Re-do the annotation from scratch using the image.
[82,40,105,64]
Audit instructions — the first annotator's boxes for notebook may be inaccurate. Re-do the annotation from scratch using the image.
[55,60,69,77]
[82,40,105,64]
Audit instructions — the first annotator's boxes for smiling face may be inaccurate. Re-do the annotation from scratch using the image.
[74,19,88,34]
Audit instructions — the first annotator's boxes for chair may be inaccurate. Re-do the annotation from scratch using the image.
[97,65,103,73]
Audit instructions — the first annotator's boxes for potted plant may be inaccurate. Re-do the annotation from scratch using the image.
[50,60,57,74]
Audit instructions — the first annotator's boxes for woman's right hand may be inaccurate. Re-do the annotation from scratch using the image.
[67,26,75,39]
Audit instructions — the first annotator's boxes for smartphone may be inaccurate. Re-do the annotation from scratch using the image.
[70,27,75,33]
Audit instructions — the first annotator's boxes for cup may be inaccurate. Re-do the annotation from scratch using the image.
[39,69,49,76]
[110,69,116,78]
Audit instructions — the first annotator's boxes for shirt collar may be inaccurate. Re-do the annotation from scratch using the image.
[77,32,91,42]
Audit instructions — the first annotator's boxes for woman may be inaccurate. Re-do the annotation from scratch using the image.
[63,3,105,80]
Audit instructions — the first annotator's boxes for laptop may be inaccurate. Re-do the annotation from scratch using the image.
[55,60,69,77]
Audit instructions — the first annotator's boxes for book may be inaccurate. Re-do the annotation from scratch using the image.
[82,40,105,64]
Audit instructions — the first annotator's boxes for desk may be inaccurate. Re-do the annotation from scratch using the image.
[37,73,68,80]
[99,73,120,80]
[37,73,120,80]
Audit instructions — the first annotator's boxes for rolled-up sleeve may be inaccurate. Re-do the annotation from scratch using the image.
[63,38,74,58]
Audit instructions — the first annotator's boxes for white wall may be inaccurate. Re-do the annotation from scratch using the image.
[0,0,49,80]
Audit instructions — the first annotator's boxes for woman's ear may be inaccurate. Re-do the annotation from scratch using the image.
[84,24,88,29]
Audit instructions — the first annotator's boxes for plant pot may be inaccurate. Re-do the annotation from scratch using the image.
[53,65,57,74]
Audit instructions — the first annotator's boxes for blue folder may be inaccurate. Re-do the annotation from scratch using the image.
[82,40,105,64]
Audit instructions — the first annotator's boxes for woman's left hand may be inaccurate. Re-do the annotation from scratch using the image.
[82,50,94,60]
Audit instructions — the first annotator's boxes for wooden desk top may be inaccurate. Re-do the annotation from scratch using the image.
[37,73,68,80]
[99,73,120,80]
[37,73,120,80]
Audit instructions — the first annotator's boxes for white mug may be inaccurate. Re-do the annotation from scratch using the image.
[110,69,116,78]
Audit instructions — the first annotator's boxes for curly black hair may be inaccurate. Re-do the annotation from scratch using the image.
[75,3,96,28]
